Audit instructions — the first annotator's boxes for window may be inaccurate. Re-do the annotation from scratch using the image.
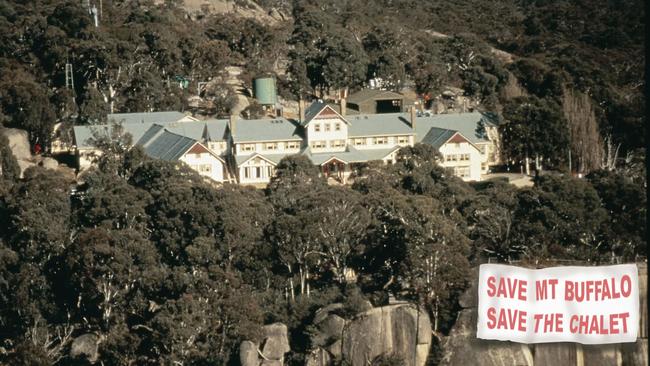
[200,164,212,173]
[353,138,366,146]
[285,141,300,149]
[255,166,262,178]
[445,154,458,162]
[311,140,326,149]
[373,137,388,145]
[314,123,321,132]
[241,144,255,152]
[325,123,331,132]
[195,153,202,159]
[335,123,341,131]
[330,140,345,148]
[398,136,409,144]
[454,167,470,178]
[267,166,274,178]
[460,154,470,161]
[392,100,401,106]
[244,167,250,179]
[264,142,277,151]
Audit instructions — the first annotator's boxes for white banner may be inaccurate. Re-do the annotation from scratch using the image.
[477,264,639,344]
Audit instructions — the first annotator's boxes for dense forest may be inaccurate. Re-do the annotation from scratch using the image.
[0,135,646,364]
[0,0,646,364]
[0,0,645,161]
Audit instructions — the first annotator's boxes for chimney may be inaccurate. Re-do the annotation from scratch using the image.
[299,99,305,122]
[410,106,416,131]
[229,114,237,136]
[340,97,347,116]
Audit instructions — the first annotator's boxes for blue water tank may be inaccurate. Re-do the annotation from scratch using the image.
[253,76,277,105]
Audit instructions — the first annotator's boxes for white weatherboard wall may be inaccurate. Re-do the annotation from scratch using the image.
[238,156,276,184]
[180,151,225,182]
[235,140,302,155]
[306,117,349,152]
[439,141,482,181]
[349,135,414,150]
[207,141,229,156]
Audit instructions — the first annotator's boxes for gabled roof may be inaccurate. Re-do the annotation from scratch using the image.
[302,145,370,165]
[235,152,289,167]
[414,112,492,145]
[347,89,406,104]
[107,111,196,125]
[347,113,415,137]
[136,126,198,161]
[302,101,350,126]
[421,127,458,150]
[421,127,479,151]
[232,118,302,143]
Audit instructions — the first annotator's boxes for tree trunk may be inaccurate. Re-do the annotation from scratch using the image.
[524,155,530,176]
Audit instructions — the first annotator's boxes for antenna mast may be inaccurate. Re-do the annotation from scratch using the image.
[65,63,75,90]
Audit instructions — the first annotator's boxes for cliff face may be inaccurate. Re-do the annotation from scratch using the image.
[440,263,648,366]
[306,303,432,366]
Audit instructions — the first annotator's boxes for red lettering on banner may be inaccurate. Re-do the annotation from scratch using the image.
[487,307,527,331]
[568,313,631,334]
[486,276,527,300]
[564,277,632,302]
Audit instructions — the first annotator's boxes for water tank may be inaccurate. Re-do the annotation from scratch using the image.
[253,76,277,105]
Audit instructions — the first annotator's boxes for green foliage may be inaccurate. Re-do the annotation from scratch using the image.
[0,128,20,182]
[587,169,647,259]
[500,96,570,169]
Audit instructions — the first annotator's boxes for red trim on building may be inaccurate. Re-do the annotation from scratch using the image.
[187,143,210,154]
[315,106,338,118]
[448,133,469,144]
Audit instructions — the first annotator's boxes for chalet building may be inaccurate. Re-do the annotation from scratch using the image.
[72,106,499,185]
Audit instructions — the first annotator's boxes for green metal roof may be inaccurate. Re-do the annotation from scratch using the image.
[235,152,293,167]
[232,118,302,143]
[107,111,191,124]
[164,119,229,141]
[73,123,156,149]
[347,113,414,137]
[303,146,372,165]
[414,112,491,145]
[359,146,402,161]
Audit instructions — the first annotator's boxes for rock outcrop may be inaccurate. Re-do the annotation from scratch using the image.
[440,263,648,366]
[240,323,291,366]
[0,128,73,178]
[70,333,100,363]
[306,303,432,366]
